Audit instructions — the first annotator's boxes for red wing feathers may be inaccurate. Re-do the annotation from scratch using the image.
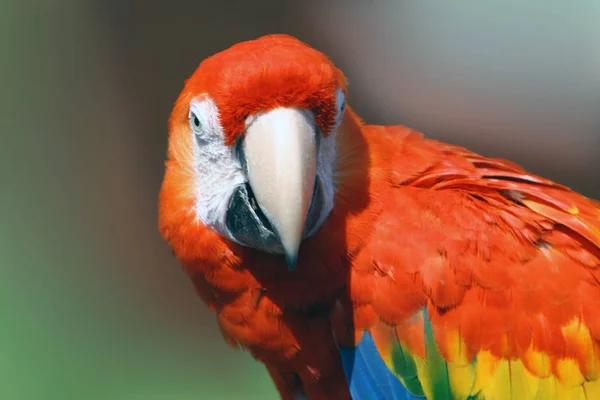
[346,125,600,398]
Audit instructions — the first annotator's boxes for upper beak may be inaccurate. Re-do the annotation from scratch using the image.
[242,107,318,269]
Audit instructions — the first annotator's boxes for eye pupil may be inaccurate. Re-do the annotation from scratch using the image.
[190,112,201,130]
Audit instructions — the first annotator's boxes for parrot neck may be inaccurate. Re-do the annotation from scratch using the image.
[165,107,393,400]
[164,107,382,398]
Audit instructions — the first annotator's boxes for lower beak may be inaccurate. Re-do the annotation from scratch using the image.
[242,107,318,269]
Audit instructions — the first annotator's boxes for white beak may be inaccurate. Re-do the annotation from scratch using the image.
[242,107,318,269]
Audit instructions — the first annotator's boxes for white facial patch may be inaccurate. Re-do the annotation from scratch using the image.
[189,96,246,240]
[189,89,344,243]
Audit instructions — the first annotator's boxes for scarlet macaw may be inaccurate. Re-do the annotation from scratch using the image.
[158,34,600,399]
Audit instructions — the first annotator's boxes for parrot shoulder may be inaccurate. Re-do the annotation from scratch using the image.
[338,124,600,399]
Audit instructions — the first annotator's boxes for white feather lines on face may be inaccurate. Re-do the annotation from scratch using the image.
[189,96,245,239]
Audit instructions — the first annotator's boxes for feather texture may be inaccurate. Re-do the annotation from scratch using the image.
[335,123,600,399]
[159,34,600,400]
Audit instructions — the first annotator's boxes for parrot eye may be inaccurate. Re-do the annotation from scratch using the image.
[333,88,346,129]
[190,112,202,133]
[335,88,346,116]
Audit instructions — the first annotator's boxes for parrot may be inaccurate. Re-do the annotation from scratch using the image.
[158,34,600,400]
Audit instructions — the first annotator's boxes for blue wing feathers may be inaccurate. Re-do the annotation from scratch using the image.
[340,333,423,400]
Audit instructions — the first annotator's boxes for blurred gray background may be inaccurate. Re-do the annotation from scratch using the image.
[2,1,599,399]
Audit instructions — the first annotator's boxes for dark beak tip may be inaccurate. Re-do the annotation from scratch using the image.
[285,252,298,271]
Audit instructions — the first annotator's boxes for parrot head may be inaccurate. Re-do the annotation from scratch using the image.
[161,34,348,269]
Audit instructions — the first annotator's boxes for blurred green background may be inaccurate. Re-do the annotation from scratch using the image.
[2,1,598,399]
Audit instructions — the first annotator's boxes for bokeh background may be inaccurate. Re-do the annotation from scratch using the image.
[2,1,599,399]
